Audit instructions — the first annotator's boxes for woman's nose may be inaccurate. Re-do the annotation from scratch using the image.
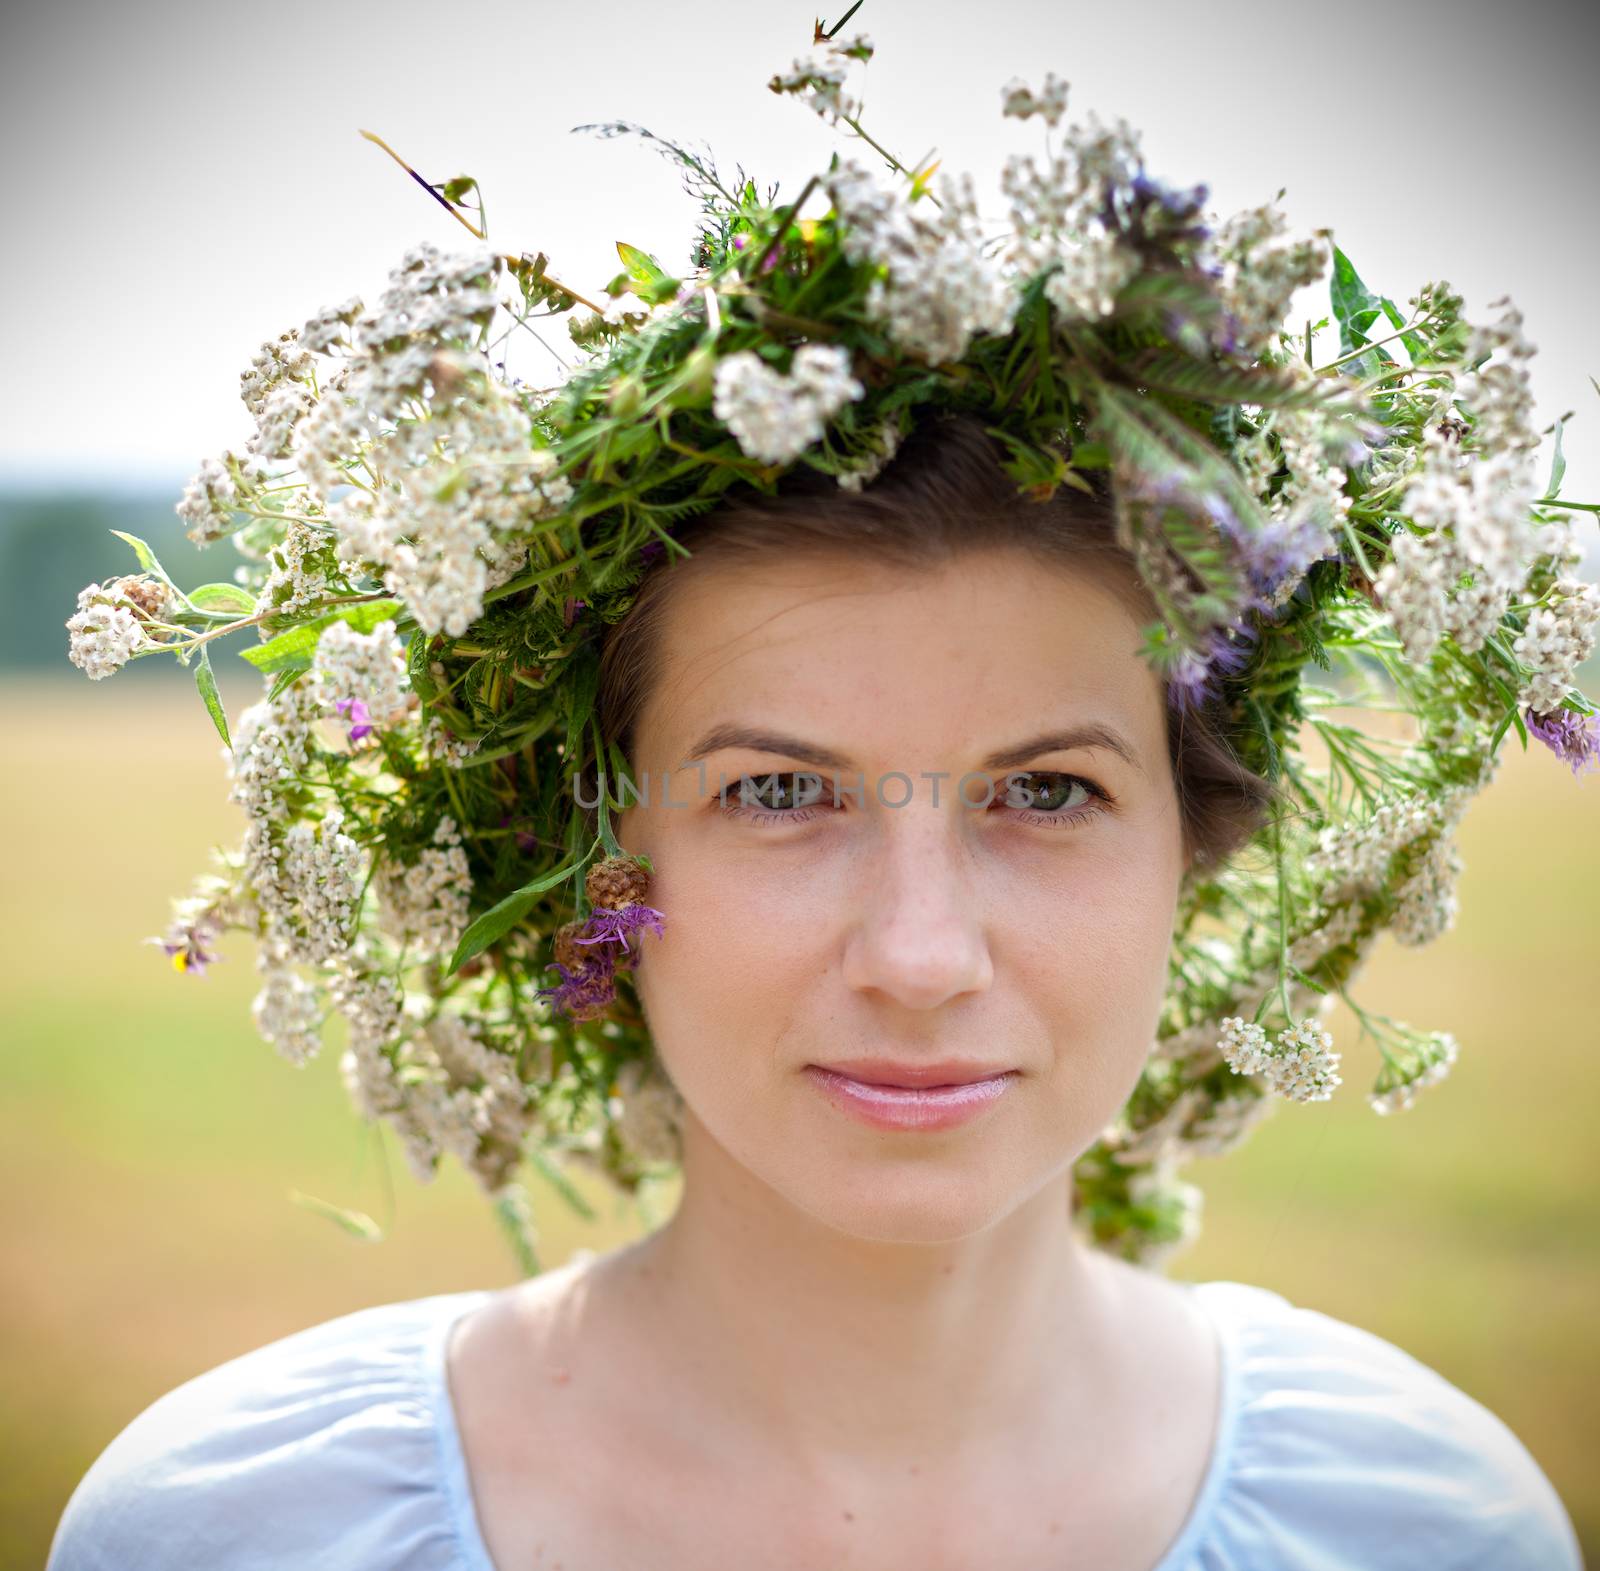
[838,802,994,1011]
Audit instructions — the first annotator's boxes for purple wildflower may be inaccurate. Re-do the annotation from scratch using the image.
[639,540,667,567]
[147,920,223,976]
[562,597,587,630]
[535,955,618,1020]
[572,903,667,958]
[1202,493,1336,615]
[1526,706,1600,778]
[333,696,375,743]
[1166,622,1259,713]
[497,812,542,855]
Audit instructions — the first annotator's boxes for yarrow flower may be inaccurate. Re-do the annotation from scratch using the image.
[826,155,1018,365]
[1218,1015,1343,1103]
[1369,1031,1459,1116]
[767,30,873,122]
[712,344,864,465]
[65,577,175,679]
[999,71,1070,128]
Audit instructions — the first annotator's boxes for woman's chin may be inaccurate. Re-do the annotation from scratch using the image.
[779,1159,1030,1246]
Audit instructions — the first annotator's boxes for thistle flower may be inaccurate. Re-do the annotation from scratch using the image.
[536,955,618,1023]
[573,903,667,958]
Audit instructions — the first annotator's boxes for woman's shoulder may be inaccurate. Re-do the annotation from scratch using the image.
[1176,1278,1583,1571]
[46,1287,496,1571]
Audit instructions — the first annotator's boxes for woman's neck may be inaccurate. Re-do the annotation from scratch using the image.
[602,1129,1128,1476]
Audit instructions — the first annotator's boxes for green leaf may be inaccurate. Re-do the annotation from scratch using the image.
[441,174,478,205]
[1329,246,1384,354]
[1546,417,1567,499]
[616,240,669,286]
[1377,295,1426,364]
[492,1185,543,1277]
[1129,349,1365,413]
[108,529,176,586]
[186,581,259,615]
[445,856,586,977]
[287,1190,384,1241]
[237,599,402,674]
[267,666,303,704]
[194,646,231,749]
[562,654,600,765]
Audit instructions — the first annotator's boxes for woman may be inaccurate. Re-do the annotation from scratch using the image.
[46,418,1584,1569]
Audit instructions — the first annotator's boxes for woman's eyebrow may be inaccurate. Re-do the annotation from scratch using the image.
[681,722,1146,778]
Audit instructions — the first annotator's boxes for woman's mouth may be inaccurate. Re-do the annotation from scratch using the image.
[801,1063,1020,1132]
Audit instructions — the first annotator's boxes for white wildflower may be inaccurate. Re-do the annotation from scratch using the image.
[1390,835,1463,948]
[712,344,864,466]
[1043,228,1141,321]
[251,939,325,1066]
[331,954,408,1121]
[1267,1018,1342,1103]
[1205,201,1328,357]
[768,32,873,122]
[1369,1031,1459,1116]
[999,71,1070,128]
[1304,786,1474,900]
[421,710,483,767]
[609,1056,685,1167]
[227,680,321,828]
[263,805,367,966]
[240,330,314,418]
[254,521,341,622]
[176,449,271,546]
[601,292,651,325]
[308,378,569,640]
[827,156,1017,365]
[1217,1016,1271,1076]
[248,381,316,461]
[1457,296,1539,456]
[1513,574,1600,713]
[836,416,904,491]
[1181,1089,1278,1158]
[311,617,414,733]
[300,294,365,355]
[375,816,471,956]
[65,578,168,680]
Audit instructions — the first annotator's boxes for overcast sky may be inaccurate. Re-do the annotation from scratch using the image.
[3,0,1597,522]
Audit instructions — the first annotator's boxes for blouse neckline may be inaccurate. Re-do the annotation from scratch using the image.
[423,1278,1244,1571]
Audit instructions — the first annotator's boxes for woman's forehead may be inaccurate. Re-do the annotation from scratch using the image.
[640,549,1165,764]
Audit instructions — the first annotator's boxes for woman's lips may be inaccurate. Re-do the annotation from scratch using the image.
[802,1064,1019,1132]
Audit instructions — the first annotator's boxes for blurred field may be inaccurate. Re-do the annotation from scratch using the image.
[4,672,1597,1568]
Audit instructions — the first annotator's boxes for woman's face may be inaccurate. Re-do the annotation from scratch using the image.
[614,545,1188,1244]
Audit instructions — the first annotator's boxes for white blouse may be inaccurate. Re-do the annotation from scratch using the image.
[46,1278,1583,1569]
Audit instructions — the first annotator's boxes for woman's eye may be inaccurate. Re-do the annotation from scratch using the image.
[996,771,1111,828]
[718,769,1111,828]
[719,771,831,823]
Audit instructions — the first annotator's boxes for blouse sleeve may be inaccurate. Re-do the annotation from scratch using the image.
[45,1291,493,1571]
[1192,1281,1584,1571]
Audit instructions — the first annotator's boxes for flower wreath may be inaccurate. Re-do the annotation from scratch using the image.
[65,14,1599,1269]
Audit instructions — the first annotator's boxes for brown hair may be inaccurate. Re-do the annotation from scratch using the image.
[597,413,1276,874]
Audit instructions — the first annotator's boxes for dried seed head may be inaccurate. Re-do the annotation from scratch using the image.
[553,919,590,971]
[586,855,650,911]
